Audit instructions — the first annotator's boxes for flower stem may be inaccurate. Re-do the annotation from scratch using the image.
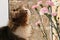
[48,5,53,40]
[35,8,48,40]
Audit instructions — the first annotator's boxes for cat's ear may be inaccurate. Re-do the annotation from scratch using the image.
[0,0,8,28]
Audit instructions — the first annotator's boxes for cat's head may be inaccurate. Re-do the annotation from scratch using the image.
[8,1,31,30]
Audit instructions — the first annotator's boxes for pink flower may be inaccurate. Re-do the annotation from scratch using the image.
[37,1,42,5]
[46,1,54,6]
[51,12,57,16]
[35,20,40,26]
[32,5,38,9]
[40,7,48,14]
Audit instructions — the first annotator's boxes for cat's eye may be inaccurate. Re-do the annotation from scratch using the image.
[13,8,19,11]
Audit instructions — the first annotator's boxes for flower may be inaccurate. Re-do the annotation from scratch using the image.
[54,2,60,6]
[40,7,48,15]
[51,12,57,16]
[37,1,42,5]
[39,11,44,15]
[46,1,54,6]
[32,5,38,9]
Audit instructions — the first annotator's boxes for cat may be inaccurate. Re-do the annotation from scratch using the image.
[10,1,32,39]
[9,6,32,40]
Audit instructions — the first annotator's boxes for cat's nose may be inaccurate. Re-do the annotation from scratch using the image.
[13,11,20,18]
